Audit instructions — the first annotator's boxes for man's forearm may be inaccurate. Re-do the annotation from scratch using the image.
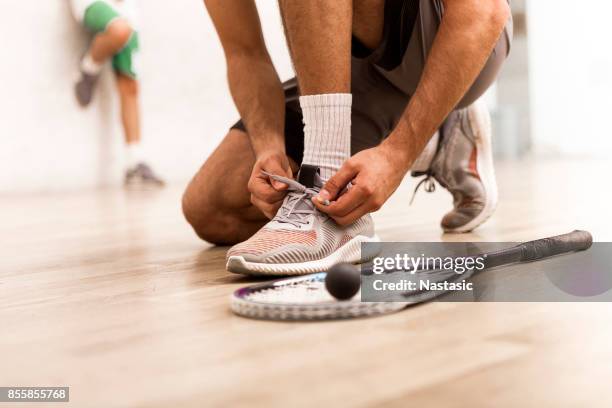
[227,53,286,156]
[384,0,510,171]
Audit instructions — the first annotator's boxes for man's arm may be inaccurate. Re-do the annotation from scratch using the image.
[205,0,285,155]
[314,0,510,225]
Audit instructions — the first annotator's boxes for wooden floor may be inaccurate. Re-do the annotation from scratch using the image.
[1,157,611,407]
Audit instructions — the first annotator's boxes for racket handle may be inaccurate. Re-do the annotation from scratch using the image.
[519,230,593,262]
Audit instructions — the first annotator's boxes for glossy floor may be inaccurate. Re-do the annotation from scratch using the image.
[1,157,611,407]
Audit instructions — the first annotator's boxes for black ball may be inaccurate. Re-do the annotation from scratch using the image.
[325,263,361,300]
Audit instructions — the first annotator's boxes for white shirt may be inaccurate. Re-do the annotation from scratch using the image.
[69,0,139,27]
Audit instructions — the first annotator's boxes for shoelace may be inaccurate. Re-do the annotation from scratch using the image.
[409,174,436,205]
[262,172,321,227]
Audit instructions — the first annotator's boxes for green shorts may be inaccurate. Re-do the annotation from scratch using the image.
[83,1,139,78]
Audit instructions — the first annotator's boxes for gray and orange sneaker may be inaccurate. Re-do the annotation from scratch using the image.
[226,165,379,276]
[411,100,498,233]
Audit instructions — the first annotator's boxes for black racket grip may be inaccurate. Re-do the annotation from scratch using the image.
[519,230,593,262]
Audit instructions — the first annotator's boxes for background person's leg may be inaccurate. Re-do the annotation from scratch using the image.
[116,74,140,146]
[76,16,134,107]
[113,30,141,151]
[102,26,162,187]
[115,72,164,187]
[89,19,133,64]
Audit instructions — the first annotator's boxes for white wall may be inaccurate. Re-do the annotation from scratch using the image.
[0,0,294,193]
[5,1,610,192]
[527,0,612,156]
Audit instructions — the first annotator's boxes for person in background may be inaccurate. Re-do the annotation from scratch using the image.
[69,0,164,187]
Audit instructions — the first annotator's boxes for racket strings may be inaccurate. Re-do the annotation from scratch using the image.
[232,277,408,320]
[246,280,340,304]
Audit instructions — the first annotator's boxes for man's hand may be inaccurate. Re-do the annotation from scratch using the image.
[312,142,411,225]
[248,150,293,219]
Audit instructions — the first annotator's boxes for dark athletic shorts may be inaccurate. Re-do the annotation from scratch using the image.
[232,0,513,165]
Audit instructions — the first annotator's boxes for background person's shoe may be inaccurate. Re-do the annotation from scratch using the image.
[74,72,99,107]
[226,165,379,276]
[412,100,498,233]
[125,163,165,188]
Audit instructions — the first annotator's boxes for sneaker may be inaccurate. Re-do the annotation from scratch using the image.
[226,165,379,276]
[125,163,165,188]
[75,71,99,107]
[411,100,498,233]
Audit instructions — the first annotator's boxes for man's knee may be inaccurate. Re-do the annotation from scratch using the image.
[106,19,133,48]
[182,189,239,245]
[182,191,220,243]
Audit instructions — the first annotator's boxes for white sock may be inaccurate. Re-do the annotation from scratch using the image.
[299,93,352,181]
[126,143,144,169]
[81,52,103,76]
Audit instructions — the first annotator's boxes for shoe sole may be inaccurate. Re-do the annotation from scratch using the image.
[226,234,381,276]
[444,101,498,233]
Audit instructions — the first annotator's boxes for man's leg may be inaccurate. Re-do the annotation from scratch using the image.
[412,100,498,233]
[223,2,380,276]
[278,1,351,94]
[184,78,304,246]
[408,2,512,232]
[278,0,352,182]
[182,130,270,245]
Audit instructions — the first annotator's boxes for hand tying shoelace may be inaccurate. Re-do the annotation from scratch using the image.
[226,165,378,276]
[261,171,329,227]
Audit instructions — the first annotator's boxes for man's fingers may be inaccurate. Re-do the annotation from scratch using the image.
[313,184,367,217]
[329,202,371,226]
[250,176,287,202]
[316,162,358,203]
[271,179,288,191]
[264,161,292,191]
